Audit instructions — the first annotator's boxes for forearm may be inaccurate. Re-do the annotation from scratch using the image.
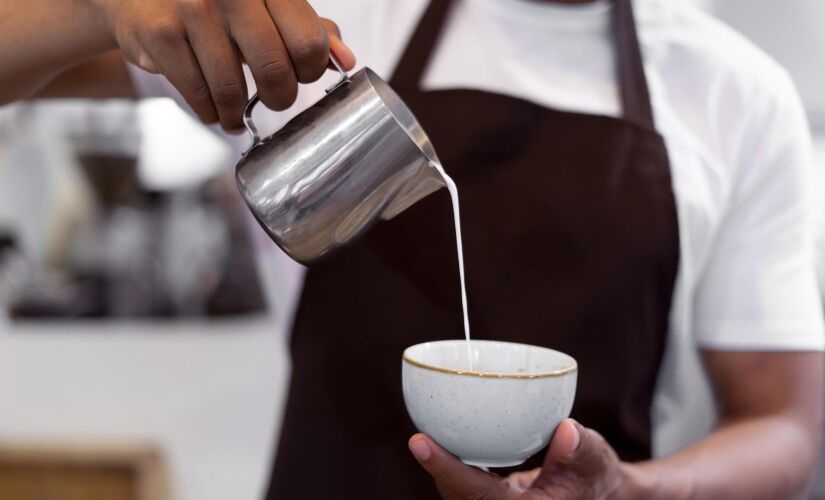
[0,0,114,104]
[629,415,820,499]
[35,50,135,99]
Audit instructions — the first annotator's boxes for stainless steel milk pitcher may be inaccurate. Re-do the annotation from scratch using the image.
[235,58,445,265]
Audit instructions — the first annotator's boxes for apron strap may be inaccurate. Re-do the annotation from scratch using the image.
[390,0,656,130]
[389,0,452,89]
[614,0,656,129]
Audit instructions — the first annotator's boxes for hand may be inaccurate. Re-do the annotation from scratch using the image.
[89,0,356,130]
[409,419,652,500]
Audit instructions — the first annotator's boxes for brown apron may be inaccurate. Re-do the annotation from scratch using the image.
[267,0,679,498]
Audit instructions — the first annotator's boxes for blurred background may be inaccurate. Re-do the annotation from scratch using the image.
[0,1,824,499]
[0,98,297,500]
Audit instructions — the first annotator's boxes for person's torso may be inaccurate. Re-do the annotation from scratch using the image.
[268,2,682,498]
[296,0,784,454]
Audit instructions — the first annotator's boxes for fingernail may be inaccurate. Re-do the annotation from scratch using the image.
[329,38,356,67]
[410,439,431,461]
[341,43,356,64]
[568,424,581,457]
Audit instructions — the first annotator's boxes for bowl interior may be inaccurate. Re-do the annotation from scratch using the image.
[404,340,576,377]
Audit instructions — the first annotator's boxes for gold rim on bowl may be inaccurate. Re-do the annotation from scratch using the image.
[402,353,578,379]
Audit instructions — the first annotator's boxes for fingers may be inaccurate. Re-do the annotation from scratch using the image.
[230,5,298,111]
[547,418,581,462]
[142,19,218,124]
[266,0,329,83]
[232,6,354,112]
[506,469,540,491]
[321,18,356,70]
[546,419,614,477]
[129,1,355,128]
[185,7,248,130]
[408,434,516,500]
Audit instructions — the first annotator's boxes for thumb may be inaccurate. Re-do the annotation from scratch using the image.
[409,434,515,500]
[545,419,613,477]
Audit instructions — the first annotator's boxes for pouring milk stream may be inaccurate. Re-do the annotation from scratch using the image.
[431,161,474,368]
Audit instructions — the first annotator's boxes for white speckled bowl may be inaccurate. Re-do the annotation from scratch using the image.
[402,340,577,468]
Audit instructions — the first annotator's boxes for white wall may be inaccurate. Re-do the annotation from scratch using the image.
[0,318,290,500]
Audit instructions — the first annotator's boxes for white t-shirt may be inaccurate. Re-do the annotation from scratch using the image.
[130,0,825,456]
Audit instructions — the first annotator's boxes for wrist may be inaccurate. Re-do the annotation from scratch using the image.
[620,463,694,500]
[619,463,657,500]
[73,0,118,53]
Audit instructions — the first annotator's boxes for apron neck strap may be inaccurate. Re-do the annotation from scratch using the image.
[389,0,656,130]
[389,0,452,89]
[613,0,655,129]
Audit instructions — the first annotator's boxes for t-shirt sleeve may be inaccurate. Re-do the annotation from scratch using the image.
[693,71,825,351]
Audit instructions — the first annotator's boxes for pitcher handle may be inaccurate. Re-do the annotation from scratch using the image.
[242,54,350,155]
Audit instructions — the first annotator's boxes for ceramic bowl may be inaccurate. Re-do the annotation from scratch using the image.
[402,340,577,468]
